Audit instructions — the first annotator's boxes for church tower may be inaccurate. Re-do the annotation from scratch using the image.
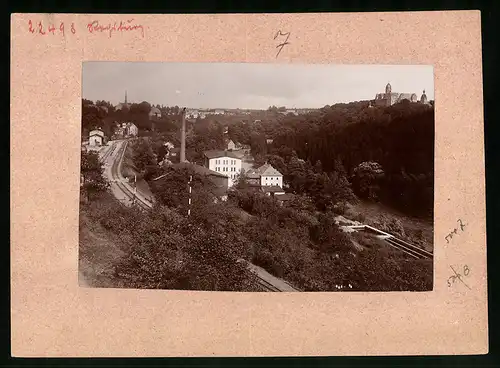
[420,89,428,104]
[125,90,128,104]
[385,82,392,94]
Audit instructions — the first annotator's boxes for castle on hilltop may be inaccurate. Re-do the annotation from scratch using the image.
[372,83,430,107]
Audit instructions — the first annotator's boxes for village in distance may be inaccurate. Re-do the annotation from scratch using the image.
[80,62,435,292]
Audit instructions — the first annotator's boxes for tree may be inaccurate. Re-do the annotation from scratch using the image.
[131,138,156,173]
[150,165,217,214]
[314,160,323,174]
[233,169,249,190]
[80,150,109,201]
[81,99,105,136]
[352,161,385,200]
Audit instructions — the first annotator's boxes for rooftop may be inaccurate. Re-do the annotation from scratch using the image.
[248,163,283,177]
[173,162,229,179]
[204,150,241,159]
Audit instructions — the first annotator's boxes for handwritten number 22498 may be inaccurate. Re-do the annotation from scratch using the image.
[28,20,75,35]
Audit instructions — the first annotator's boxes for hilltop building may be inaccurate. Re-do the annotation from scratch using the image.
[203,150,242,187]
[373,83,430,107]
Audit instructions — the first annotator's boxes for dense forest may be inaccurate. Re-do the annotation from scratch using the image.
[226,100,435,217]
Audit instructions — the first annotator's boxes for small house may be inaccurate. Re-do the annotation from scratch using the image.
[89,128,105,146]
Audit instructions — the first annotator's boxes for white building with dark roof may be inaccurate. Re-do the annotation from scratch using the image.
[245,163,285,195]
[203,150,242,187]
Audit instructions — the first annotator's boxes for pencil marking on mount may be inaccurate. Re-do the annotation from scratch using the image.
[444,219,467,244]
[274,30,291,58]
[447,265,471,290]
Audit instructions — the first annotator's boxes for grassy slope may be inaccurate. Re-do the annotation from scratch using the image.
[78,195,127,288]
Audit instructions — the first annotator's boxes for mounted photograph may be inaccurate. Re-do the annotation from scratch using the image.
[79,62,435,292]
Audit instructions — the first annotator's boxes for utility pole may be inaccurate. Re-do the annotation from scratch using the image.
[180,107,187,163]
[187,175,192,217]
[132,173,137,206]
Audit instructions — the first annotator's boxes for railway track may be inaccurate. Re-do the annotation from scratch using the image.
[384,236,433,260]
[106,140,152,211]
[255,276,282,292]
[345,224,433,260]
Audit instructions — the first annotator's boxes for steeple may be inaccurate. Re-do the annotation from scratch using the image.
[385,82,392,94]
[125,90,128,104]
[420,89,428,104]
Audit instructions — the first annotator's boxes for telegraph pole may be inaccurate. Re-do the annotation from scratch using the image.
[180,107,187,163]
[132,173,137,206]
[187,175,192,217]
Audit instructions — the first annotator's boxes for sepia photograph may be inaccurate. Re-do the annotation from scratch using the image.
[79,62,435,292]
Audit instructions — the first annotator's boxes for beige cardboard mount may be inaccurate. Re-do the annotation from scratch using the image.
[10,11,487,357]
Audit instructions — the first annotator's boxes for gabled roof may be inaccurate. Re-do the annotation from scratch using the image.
[257,163,283,176]
[204,150,241,159]
[89,129,104,137]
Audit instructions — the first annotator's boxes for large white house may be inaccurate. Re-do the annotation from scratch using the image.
[246,163,285,196]
[89,128,105,146]
[203,150,242,187]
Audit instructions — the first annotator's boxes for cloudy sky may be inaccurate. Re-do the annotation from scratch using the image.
[83,62,434,109]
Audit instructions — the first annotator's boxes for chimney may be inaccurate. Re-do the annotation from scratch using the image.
[180,107,187,163]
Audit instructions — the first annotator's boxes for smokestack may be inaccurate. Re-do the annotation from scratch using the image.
[180,107,187,163]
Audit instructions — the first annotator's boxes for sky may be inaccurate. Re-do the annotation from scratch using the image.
[82,62,434,110]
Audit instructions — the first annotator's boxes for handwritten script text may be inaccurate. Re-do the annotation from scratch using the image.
[445,219,466,244]
[448,265,471,290]
[87,19,145,38]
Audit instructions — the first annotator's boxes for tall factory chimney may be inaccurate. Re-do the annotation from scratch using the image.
[180,107,187,163]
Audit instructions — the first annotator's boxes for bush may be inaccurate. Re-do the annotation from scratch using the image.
[333,201,348,215]
[368,215,406,238]
[351,213,366,223]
